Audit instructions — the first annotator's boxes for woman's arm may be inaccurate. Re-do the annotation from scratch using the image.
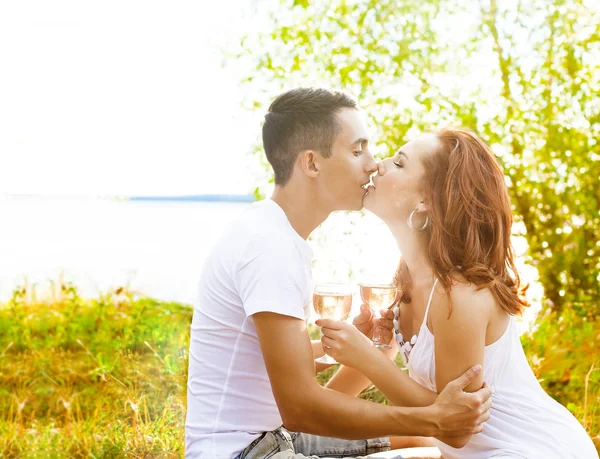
[325,364,373,396]
[354,348,439,406]
[429,284,489,448]
[318,319,443,406]
[325,337,399,396]
[312,340,335,374]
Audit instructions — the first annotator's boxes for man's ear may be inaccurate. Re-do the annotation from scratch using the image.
[299,150,320,178]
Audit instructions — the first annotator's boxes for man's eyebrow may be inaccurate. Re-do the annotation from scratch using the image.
[351,137,369,146]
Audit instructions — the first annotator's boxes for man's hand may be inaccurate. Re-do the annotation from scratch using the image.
[431,365,492,437]
[352,303,395,344]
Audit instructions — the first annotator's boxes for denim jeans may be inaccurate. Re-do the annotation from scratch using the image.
[237,426,401,459]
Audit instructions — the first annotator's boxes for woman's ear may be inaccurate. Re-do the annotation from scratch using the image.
[415,200,430,213]
[299,150,319,178]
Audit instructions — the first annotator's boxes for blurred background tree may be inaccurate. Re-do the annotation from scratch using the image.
[240,0,600,318]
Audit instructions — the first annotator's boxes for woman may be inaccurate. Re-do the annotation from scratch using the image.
[317,128,597,459]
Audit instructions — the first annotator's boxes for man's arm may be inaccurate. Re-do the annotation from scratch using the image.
[253,311,489,439]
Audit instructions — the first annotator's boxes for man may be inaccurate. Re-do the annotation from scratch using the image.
[185,88,492,458]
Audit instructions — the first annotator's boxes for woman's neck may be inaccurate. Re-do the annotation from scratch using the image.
[388,220,435,285]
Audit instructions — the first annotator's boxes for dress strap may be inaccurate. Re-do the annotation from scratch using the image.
[421,278,439,330]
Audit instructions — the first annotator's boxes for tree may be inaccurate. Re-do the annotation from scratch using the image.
[240,0,600,317]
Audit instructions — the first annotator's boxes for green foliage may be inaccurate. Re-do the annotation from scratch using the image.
[241,0,600,316]
[521,308,600,442]
[1,282,598,455]
[0,282,190,458]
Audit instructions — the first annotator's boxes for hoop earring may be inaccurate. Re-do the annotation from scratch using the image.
[408,209,430,231]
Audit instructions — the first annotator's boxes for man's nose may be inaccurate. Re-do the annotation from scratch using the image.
[365,155,377,175]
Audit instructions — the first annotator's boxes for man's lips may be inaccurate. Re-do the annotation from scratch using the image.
[362,182,375,195]
[361,175,377,191]
[362,175,377,194]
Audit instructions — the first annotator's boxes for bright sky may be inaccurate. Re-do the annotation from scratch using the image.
[0,0,262,196]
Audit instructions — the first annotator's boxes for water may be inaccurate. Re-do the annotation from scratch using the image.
[0,196,252,304]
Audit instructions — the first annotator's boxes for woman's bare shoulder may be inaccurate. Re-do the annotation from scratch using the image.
[436,276,496,318]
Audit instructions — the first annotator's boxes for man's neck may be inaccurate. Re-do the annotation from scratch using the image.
[271,184,331,240]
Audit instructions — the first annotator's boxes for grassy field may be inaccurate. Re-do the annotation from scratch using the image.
[1,281,598,457]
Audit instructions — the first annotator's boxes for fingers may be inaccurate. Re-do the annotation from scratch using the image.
[320,325,341,340]
[451,364,482,390]
[352,304,373,325]
[315,318,344,330]
[478,386,493,405]
[470,423,484,435]
[320,322,351,339]
[481,393,493,413]
[446,425,483,437]
[465,391,492,434]
[380,308,395,320]
[379,328,394,345]
[373,314,394,344]
[450,414,488,436]
[477,406,491,424]
[376,317,394,330]
[361,303,372,317]
[321,335,334,349]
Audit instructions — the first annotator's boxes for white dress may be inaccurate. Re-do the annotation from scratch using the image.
[401,279,598,459]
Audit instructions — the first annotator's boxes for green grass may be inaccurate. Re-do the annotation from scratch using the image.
[0,283,189,458]
[1,281,598,457]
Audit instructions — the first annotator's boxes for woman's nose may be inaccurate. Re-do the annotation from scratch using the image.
[377,161,386,176]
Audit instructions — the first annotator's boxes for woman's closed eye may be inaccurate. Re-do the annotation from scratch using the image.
[393,159,404,168]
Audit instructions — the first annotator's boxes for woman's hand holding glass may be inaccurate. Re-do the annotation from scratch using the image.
[359,283,401,350]
[351,303,396,345]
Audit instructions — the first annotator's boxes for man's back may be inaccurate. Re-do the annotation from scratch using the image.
[185,199,313,458]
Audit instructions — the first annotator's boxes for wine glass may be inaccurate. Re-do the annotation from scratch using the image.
[359,283,398,350]
[312,283,352,364]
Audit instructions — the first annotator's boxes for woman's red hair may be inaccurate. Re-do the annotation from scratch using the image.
[395,128,529,315]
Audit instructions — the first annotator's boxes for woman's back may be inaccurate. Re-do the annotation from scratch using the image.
[407,283,598,459]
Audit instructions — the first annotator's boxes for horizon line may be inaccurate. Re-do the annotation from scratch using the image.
[2,193,256,203]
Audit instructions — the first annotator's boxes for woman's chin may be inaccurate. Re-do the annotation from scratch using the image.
[362,189,379,214]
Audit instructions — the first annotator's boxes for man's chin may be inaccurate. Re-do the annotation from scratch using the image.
[344,201,363,212]
[338,193,370,212]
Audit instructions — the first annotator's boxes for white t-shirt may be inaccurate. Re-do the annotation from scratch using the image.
[185,199,313,459]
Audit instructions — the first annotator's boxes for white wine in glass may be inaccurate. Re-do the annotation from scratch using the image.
[359,283,398,350]
[313,283,352,364]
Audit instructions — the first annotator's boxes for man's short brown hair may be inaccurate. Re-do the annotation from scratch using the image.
[262,87,358,185]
